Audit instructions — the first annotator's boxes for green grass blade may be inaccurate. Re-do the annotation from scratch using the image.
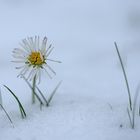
[0,104,14,127]
[35,86,49,106]
[114,42,132,110]
[3,85,26,119]
[47,81,62,106]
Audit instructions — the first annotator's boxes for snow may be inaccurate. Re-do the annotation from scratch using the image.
[0,0,140,139]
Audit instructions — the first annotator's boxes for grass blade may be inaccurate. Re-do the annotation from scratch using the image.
[3,85,26,119]
[138,87,140,116]
[22,76,44,106]
[114,42,132,110]
[0,87,3,108]
[131,83,140,129]
[35,86,49,106]
[0,104,14,127]
[47,81,62,106]
[127,108,133,128]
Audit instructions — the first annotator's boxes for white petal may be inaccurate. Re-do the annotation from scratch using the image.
[34,36,37,51]
[13,48,28,56]
[22,66,31,76]
[46,47,54,57]
[17,65,29,77]
[27,67,36,81]
[44,44,52,56]
[46,58,61,63]
[15,65,26,69]
[43,67,52,79]
[45,64,56,75]
[12,54,26,60]
[37,36,40,51]
[41,37,47,53]
[30,69,36,81]
[39,51,44,62]
[27,37,33,46]
[12,60,25,63]
[19,43,31,53]
[22,39,33,52]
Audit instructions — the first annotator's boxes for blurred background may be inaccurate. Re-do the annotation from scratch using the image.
[0,0,140,106]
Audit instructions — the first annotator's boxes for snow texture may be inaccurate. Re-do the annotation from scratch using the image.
[0,0,140,140]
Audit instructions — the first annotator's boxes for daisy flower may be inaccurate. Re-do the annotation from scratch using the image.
[12,36,61,83]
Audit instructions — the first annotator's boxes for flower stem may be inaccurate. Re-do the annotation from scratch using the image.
[32,75,36,104]
[22,76,44,106]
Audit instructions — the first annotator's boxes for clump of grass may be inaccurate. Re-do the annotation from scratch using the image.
[22,75,62,108]
[3,85,26,119]
[114,42,140,129]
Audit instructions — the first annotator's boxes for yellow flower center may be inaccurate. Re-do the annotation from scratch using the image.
[28,52,45,66]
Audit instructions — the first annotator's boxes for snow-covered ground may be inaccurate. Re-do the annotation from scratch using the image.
[0,0,140,139]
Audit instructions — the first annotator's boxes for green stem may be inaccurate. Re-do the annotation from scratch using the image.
[32,75,36,104]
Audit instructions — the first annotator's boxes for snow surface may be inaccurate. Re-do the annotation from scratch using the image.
[0,0,140,140]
